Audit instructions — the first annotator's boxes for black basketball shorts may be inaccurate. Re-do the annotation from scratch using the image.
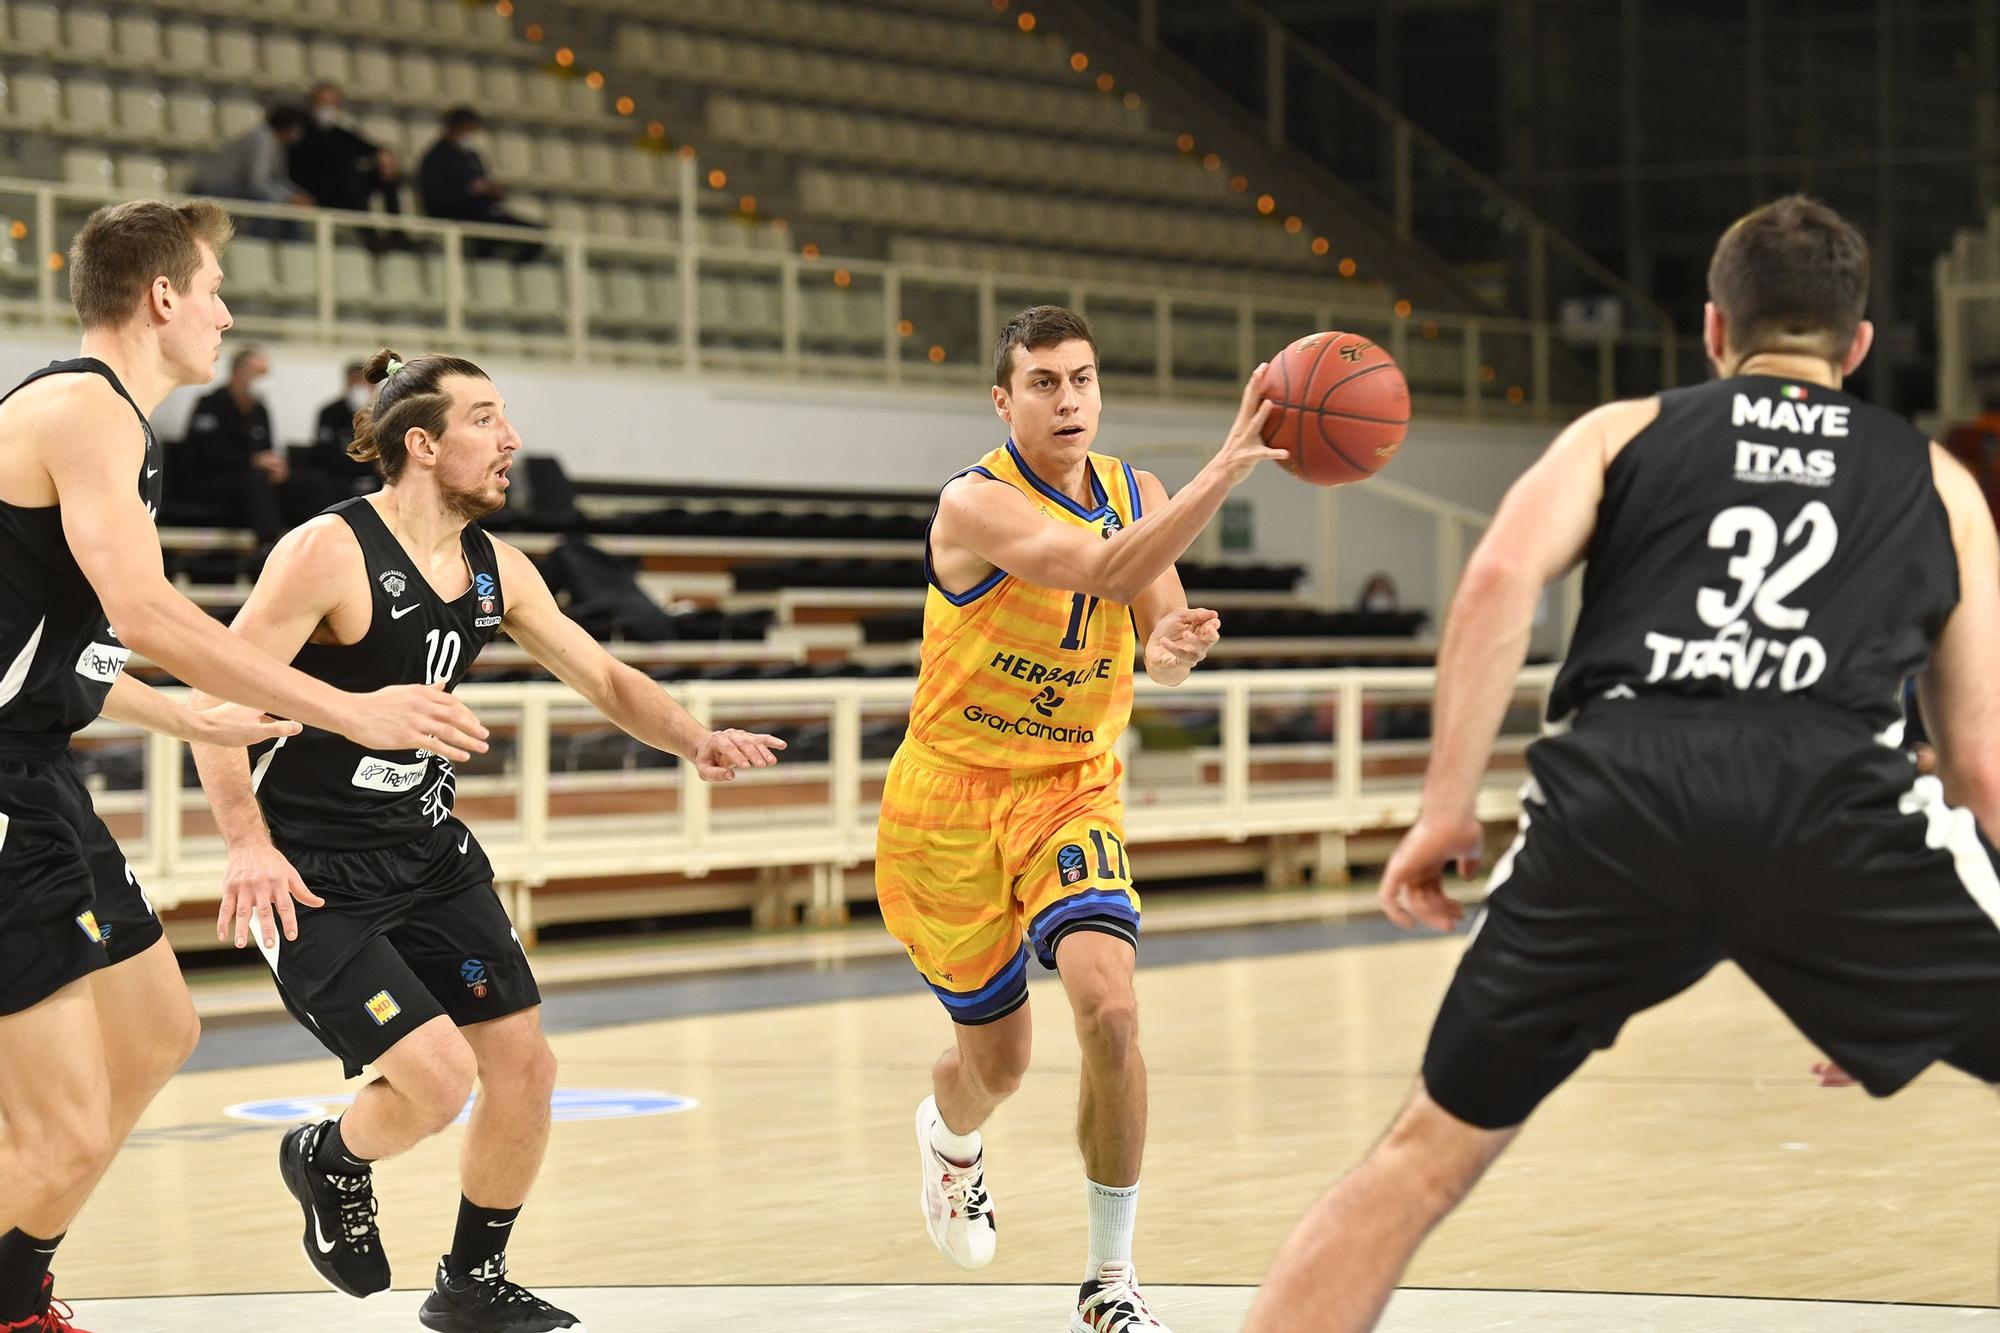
[0,750,164,1016]
[1425,699,2000,1130]
[253,819,540,1078]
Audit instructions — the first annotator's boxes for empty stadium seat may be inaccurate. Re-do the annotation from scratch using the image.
[8,2,59,55]
[115,86,167,144]
[64,80,117,139]
[63,7,116,63]
[114,154,169,195]
[164,21,215,72]
[306,38,356,87]
[168,92,219,147]
[61,149,115,192]
[217,97,263,140]
[8,74,61,131]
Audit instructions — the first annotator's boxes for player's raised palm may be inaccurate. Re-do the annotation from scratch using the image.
[692,728,788,782]
[1379,814,1484,931]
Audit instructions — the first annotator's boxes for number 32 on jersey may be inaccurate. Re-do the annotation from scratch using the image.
[1643,500,1838,692]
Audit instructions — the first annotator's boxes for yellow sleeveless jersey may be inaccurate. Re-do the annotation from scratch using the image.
[906,440,1144,773]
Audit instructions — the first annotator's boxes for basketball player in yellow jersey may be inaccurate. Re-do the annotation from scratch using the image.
[878,306,1283,1332]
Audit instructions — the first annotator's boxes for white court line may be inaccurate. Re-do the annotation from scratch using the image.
[73,1285,2000,1332]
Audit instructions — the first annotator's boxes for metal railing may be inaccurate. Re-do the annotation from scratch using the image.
[82,665,1554,938]
[0,169,1695,421]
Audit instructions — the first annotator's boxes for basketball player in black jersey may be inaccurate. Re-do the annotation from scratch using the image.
[0,202,488,1333]
[188,348,785,1332]
[1248,195,2000,1332]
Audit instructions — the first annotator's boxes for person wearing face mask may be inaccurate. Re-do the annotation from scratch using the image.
[289,83,407,251]
[166,345,297,553]
[418,108,543,262]
[296,362,384,513]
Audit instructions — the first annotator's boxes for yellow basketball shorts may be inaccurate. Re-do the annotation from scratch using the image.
[875,742,1141,1024]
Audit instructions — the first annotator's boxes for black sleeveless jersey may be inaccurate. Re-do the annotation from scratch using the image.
[1548,375,1959,734]
[0,358,162,756]
[250,497,506,850]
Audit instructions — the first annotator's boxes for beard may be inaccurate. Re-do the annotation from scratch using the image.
[442,476,506,522]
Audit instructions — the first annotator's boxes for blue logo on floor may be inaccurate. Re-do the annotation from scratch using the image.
[223,1088,698,1126]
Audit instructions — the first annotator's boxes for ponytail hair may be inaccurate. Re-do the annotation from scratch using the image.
[347,346,489,483]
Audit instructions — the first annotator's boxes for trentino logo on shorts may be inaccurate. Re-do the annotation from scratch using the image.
[364,990,401,1026]
[75,910,104,944]
[1057,844,1088,886]
[351,755,429,793]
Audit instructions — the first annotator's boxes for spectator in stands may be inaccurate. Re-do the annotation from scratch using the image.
[1358,572,1401,612]
[418,107,542,261]
[294,362,383,512]
[166,346,294,551]
[290,83,409,251]
[189,104,315,238]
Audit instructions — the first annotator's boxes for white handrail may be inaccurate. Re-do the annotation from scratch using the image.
[0,171,1676,420]
[84,664,1556,933]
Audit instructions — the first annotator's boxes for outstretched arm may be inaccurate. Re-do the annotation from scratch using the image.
[37,379,485,760]
[493,542,785,781]
[1379,398,1652,930]
[100,674,301,749]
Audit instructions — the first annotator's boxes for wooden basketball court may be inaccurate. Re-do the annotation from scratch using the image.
[45,907,2000,1330]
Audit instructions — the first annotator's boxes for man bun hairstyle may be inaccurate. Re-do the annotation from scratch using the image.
[347,347,488,483]
[1707,194,1871,363]
[993,304,1097,389]
[68,198,234,331]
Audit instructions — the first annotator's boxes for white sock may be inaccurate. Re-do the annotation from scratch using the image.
[1086,1177,1140,1279]
[926,1097,981,1165]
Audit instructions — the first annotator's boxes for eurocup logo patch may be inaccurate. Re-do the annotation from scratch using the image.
[1057,843,1088,886]
[461,957,489,1000]
[475,572,497,598]
[379,570,408,599]
[1101,511,1122,539]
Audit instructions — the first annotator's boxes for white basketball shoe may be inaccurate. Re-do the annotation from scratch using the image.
[1072,1260,1173,1332]
[914,1096,997,1269]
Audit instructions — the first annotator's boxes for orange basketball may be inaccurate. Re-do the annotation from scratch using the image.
[1259,331,1410,486]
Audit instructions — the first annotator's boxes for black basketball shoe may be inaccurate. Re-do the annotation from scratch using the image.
[279,1121,391,1297]
[419,1256,584,1332]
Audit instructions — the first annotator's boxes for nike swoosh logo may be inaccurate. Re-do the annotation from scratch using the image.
[144,466,159,479]
[312,1208,337,1255]
[458,834,470,854]
[390,605,419,619]
[486,1219,511,1227]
